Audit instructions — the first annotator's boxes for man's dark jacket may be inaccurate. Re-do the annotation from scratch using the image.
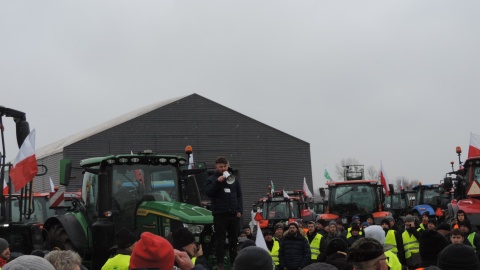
[205,170,243,215]
[279,232,311,270]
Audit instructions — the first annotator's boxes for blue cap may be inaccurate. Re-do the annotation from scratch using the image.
[362,222,369,227]
[352,215,360,221]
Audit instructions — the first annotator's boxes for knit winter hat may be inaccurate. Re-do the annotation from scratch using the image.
[437,244,480,270]
[3,255,56,270]
[459,220,472,230]
[380,219,390,226]
[386,216,394,222]
[419,229,449,262]
[364,225,385,245]
[436,222,451,231]
[172,227,195,250]
[239,239,256,250]
[288,222,299,230]
[274,223,284,231]
[328,221,337,227]
[352,215,360,221]
[233,246,273,270]
[351,224,360,232]
[404,216,416,223]
[0,238,9,253]
[361,221,370,228]
[115,228,138,249]
[326,238,349,256]
[348,238,384,263]
[263,230,273,236]
[130,232,175,270]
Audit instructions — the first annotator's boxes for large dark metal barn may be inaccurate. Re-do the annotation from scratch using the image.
[34,93,313,220]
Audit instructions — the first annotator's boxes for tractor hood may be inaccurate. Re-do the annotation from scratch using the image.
[136,201,213,224]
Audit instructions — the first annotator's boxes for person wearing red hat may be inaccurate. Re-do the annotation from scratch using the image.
[130,232,194,270]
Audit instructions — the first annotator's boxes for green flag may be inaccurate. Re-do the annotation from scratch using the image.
[324,169,332,181]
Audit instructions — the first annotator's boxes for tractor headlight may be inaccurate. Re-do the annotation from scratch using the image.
[183,223,205,234]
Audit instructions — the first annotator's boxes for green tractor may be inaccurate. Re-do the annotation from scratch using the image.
[43,148,214,270]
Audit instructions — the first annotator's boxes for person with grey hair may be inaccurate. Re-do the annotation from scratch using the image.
[3,255,55,270]
[45,250,83,270]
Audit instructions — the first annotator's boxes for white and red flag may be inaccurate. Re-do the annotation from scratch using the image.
[468,133,480,159]
[3,179,8,195]
[49,177,55,192]
[303,177,313,198]
[9,129,38,192]
[380,161,390,196]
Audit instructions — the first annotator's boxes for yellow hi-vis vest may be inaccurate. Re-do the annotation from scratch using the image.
[308,233,323,260]
[402,229,420,259]
[385,250,402,270]
[385,230,398,255]
[346,227,363,238]
[269,239,280,265]
[101,254,131,270]
[468,232,477,251]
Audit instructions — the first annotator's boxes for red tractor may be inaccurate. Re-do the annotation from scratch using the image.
[318,165,392,226]
[252,189,315,230]
[445,147,480,228]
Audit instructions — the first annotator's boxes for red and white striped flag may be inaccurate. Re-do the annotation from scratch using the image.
[380,161,390,196]
[468,133,480,158]
[9,129,38,192]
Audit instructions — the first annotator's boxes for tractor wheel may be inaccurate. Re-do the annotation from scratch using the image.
[48,223,76,251]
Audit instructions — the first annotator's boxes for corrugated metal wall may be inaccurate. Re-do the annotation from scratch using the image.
[38,94,312,224]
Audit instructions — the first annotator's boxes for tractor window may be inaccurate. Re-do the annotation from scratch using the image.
[83,172,99,217]
[331,185,376,215]
[423,188,440,206]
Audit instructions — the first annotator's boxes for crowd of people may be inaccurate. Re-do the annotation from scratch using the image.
[236,209,480,270]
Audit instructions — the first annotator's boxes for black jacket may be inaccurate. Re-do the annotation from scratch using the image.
[205,170,243,215]
[279,232,311,270]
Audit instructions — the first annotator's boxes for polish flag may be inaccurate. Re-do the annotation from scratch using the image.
[303,177,313,198]
[9,129,38,192]
[3,179,8,195]
[283,189,290,200]
[380,161,390,196]
[468,133,480,158]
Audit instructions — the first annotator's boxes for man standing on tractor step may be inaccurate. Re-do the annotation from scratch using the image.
[205,157,243,270]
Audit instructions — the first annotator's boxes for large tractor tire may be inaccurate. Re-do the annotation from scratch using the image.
[48,223,76,251]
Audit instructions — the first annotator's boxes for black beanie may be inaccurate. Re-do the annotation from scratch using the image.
[326,238,349,256]
[351,224,360,232]
[437,244,480,270]
[115,228,138,249]
[436,222,451,231]
[419,230,448,262]
[172,227,195,250]
[233,246,272,270]
[348,238,384,263]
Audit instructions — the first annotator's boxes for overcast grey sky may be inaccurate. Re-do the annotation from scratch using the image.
[1,1,479,192]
